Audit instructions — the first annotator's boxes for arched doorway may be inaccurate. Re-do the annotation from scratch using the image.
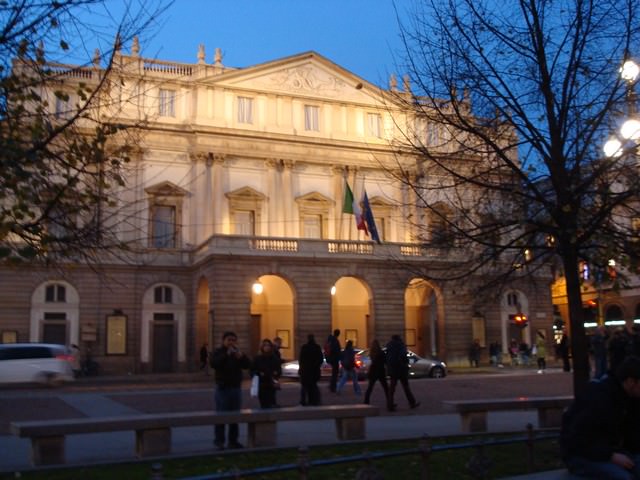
[331,277,371,349]
[502,290,530,352]
[250,275,295,361]
[404,278,443,357]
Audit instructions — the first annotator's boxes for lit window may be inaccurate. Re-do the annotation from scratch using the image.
[151,205,176,248]
[154,286,173,304]
[233,210,255,235]
[237,97,253,124]
[367,113,382,138]
[304,105,319,131]
[159,89,176,117]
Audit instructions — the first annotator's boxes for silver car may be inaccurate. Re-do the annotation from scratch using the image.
[357,348,447,378]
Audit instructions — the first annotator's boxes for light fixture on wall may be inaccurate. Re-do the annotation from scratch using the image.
[330,285,336,296]
[252,281,264,295]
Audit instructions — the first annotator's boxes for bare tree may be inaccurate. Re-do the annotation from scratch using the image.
[0,0,169,263]
[390,0,640,395]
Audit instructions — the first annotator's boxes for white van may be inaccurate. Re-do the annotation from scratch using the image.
[0,343,75,386]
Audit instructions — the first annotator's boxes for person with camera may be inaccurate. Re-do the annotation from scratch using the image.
[210,331,250,450]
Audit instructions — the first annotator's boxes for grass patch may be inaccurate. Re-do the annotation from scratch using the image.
[1,434,564,480]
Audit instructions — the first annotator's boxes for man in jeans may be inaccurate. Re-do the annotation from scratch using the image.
[326,329,341,393]
[210,331,250,450]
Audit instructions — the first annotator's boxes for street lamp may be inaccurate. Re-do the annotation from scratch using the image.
[604,58,639,158]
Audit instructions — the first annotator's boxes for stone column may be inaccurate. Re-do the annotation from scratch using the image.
[212,154,225,234]
[265,159,279,236]
[282,160,294,237]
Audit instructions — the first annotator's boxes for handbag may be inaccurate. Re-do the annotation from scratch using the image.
[250,375,259,397]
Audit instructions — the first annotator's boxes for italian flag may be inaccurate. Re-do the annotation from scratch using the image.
[343,181,368,234]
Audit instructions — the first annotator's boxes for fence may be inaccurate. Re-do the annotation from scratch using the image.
[148,424,560,480]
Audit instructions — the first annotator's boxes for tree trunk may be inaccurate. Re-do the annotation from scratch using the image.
[562,249,590,397]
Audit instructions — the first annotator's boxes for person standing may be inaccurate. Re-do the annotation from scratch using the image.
[535,332,547,374]
[210,331,250,450]
[469,339,481,367]
[386,334,420,411]
[561,356,640,478]
[326,329,342,393]
[557,333,571,372]
[251,339,281,409]
[363,339,392,410]
[199,343,210,375]
[336,340,361,395]
[299,333,324,406]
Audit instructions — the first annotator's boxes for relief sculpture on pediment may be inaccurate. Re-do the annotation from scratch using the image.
[264,66,347,96]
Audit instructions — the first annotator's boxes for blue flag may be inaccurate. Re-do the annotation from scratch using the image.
[361,190,381,244]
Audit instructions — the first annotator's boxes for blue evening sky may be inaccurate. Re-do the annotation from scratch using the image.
[106,0,413,87]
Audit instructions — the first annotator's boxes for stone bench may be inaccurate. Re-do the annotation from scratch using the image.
[11,404,379,466]
[443,396,573,433]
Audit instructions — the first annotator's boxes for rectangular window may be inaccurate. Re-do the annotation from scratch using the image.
[237,96,253,124]
[106,315,127,355]
[159,89,176,117]
[233,210,255,235]
[55,95,71,120]
[367,113,382,138]
[45,285,66,303]
[151,205,176,248]
[304,105,319,131]
[302,214,322,239]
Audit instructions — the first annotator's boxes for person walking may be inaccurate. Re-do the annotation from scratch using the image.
[535,331,547,374]
[210,331,250,450]
[386,334,420,411]
[336,340,361,395]
[299,333,324,406]
[326,329,342,393]
[468,339,481,367]
[363,339,392,410]
[251,339,282,409]
[557,333,571,372]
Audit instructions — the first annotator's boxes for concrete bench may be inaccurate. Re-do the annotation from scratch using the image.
[443,396,573,433]
[11,404,379,466]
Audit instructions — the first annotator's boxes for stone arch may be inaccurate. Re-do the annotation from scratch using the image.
[604,303,625,326]
[250,274,296,360]
[404,278,446,358]
[141,283,187,372]
[30,280,80,346]
[330,276,371,349]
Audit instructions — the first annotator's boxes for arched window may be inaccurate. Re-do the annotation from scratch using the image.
[605,305,624,323]
[154,286,173,304]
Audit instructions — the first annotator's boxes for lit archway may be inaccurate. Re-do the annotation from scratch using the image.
[250,275,295,360]
[404,278,444,357]
[331,277,371,349]
[195,276,210,363]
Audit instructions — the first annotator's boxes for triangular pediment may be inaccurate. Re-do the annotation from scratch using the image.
[145,181,188,197]
[369,195,393,207]
[207,51,388,105]
[295,191,334,206]
[225,186,266,201]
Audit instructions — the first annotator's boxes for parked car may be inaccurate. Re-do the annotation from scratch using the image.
[0,343,76,386]
[357,348,447,379]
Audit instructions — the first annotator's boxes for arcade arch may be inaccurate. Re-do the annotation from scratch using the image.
[196,276,210,358]
[404,278,443,357]
[331,277,371,349]
[250,275,295,360]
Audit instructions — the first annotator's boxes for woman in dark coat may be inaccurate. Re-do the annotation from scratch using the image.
[363,339,392,411]
[251,339,281,408]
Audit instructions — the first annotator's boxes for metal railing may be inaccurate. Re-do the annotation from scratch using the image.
[149,424,560,480]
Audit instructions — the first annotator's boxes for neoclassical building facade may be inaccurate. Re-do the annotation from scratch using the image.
[0,41,553,373]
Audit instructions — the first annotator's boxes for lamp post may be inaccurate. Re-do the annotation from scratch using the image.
[603,58,640,158]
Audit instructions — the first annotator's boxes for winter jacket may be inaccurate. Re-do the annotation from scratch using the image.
[210,346,250,388]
